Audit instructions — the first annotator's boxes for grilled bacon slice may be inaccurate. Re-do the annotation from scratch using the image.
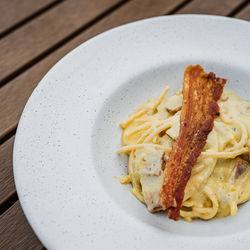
[160,65,226,220]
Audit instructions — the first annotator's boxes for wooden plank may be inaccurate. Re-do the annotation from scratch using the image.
[176,0,245,15]
[235,4,250,21]
[0,137,15,206]
[0,0,122,83]
[0,0,185,141]
[0,0,58,35]
[0,201,43,250]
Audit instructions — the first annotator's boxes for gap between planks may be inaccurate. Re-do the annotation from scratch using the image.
[0,192,18,216]
[228,0,250,16]
[0,0,129,88]
[0,201,44,249]
[0,0,65,39]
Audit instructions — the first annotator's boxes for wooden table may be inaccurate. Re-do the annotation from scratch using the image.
[0,0,250,249]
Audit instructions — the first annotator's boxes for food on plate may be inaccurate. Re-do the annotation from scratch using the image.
[118,65,250,221]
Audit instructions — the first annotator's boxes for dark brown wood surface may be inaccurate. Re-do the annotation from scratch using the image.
[236,3,250,20]
[0,136,15,206]
[0,202,43,249]
[0,0,121,84]
[1,0,250,249]
[0,0,62,36]
[176,0,245,15]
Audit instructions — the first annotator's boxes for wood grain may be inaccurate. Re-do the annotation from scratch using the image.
[176,0,245,15]
[0,201,43,250]
[0,0,59,35]
[0,0,186,140]
[0,137,15,206]
[0,0,121,83]
[236,3,250,21]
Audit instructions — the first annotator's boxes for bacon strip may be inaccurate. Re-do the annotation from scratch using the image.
[160,65,226,220]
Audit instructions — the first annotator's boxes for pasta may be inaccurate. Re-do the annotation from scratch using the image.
[118,68,250,221]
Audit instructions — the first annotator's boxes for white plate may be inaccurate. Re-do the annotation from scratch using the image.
[14,15,250,250]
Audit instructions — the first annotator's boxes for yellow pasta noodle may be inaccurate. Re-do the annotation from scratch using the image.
[118,86,250,221]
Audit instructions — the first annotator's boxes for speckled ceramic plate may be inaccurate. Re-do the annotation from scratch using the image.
[14,15,250,250]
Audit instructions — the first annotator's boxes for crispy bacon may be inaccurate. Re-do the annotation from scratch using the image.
[160,65,226,220]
